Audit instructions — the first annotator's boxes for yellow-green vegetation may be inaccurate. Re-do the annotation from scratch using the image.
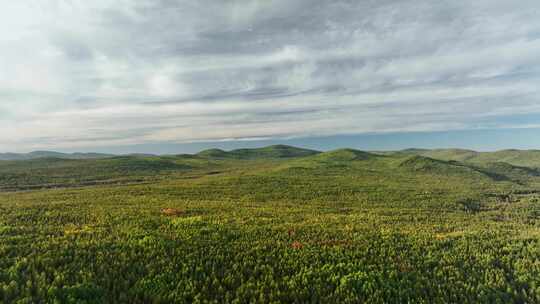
[0,145,539,303]
[398,148,540,168]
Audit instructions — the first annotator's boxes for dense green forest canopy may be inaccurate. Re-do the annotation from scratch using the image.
[0,145,539,303]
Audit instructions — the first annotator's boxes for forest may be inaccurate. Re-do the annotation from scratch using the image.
[0,145,539,303]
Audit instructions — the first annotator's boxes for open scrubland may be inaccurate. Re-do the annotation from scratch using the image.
[0,145,539,303]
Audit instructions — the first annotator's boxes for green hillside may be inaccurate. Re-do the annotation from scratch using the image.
[196,148,229,158]
[311,148,378,162]
[398,155,507,181]
[0,151,113,161]
[476,162,540,183]
[400,148,540,167]
[0,145,539,303]
[413,148,479,162]
[0,156,196,191]
[198,145,320,159]
[2,145,539,192]
[472,150,540,167]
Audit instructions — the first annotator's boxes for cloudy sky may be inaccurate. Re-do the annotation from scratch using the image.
[2,0,540,153]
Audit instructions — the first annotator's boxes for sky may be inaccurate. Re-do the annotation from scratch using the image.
[1,0,540,154]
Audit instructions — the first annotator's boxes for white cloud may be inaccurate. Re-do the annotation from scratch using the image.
[0,0,539,152]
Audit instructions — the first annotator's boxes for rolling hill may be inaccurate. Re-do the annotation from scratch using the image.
[0,151,114,161]
[196,145,320,159]
[397,148,540,167]
[2,145,540,192]
[5,146,540,167]
[397,155,506,181]
[310,148,378,162]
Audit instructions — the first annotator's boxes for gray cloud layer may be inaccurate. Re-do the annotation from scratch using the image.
[1,0,540,151]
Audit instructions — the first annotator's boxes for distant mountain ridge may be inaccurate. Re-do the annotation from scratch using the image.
[0,145,319,161]
[196,145,320,159]
[310,149,379,162]
[396,148,540,167]
[0,151,114,161]
[3,146,540,168]
[3,145,540,192]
